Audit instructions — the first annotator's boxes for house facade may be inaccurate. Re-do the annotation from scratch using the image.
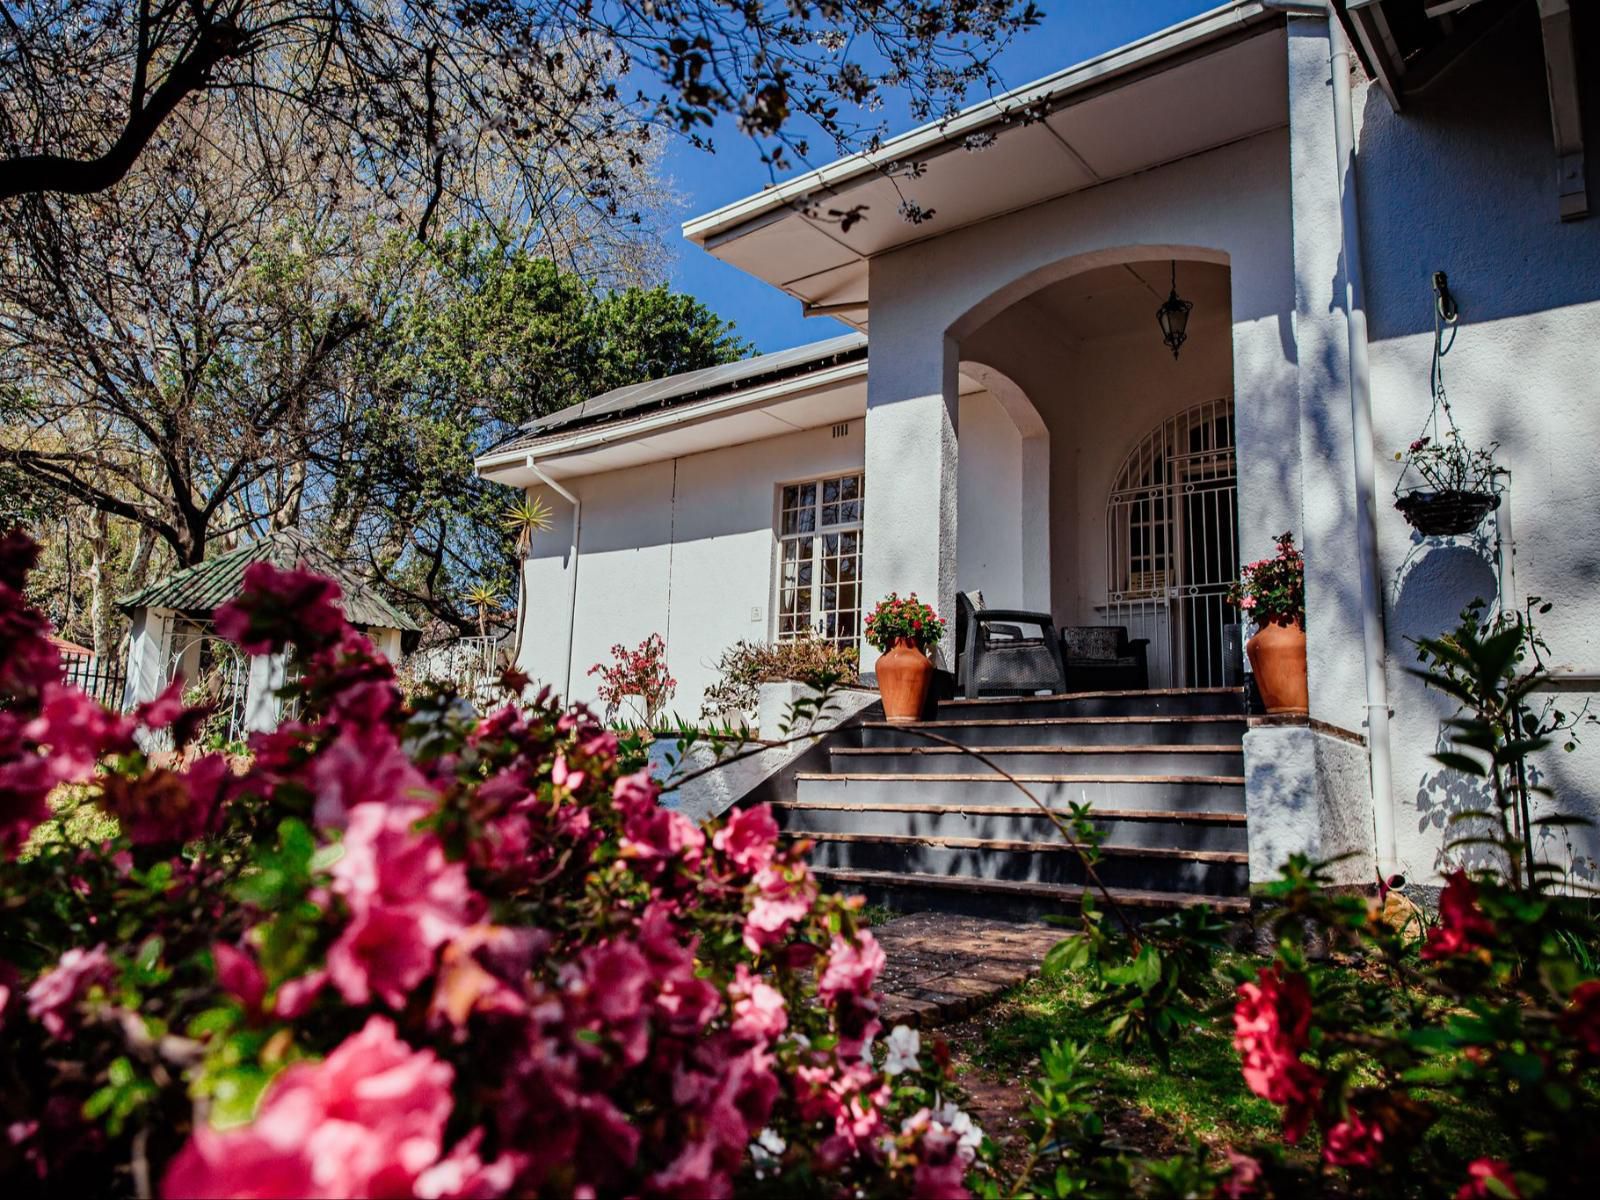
[478,0,1600,889]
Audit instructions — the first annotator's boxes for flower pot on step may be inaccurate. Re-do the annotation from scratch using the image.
[1246,620,1308,715]
[876,637,934,724]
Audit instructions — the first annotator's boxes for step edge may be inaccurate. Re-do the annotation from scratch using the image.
[796,772,1248,785]
[833,744,1244,755]
[811,866,1251,910]
[790,830,1248,863]
[772,801,1247,823]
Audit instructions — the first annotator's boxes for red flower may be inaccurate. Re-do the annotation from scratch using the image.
[1323,1109,1385,1170]
[1561,979,1600,1057]
[1233,966,1322,1141]
[1422,870,1497,961]
[1455,1158,1520,1200]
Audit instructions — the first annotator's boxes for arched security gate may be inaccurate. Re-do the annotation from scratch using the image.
[162,624,249,749]
[1104,398,1239,689]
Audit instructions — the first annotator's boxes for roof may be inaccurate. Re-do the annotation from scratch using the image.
[483,332,867,459]
[50,636,93,658]
[681,0,1314,328]
[118,529,420,632]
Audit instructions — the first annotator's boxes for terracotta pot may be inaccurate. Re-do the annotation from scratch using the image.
[876,637,934,724]
[1246,620,1308,715]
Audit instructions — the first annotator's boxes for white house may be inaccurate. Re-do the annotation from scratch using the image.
[478,0,1599,901]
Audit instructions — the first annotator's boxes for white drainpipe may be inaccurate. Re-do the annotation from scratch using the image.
[1327,8,1398,879]
[525,457,582,700]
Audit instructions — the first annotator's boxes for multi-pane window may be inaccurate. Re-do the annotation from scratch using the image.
[777,474,864,645]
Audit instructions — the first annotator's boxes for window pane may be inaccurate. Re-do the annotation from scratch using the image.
[837,500,860,523]
[821,503,840,527]
[782,485,799,510]
[840,476,858,501]
[823,478,840,504]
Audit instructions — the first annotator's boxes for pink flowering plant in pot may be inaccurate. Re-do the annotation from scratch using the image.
[0,532,989,1199]
[588,632,676,729]
[1226,532,1305,629]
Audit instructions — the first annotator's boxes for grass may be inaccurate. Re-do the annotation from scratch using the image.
[965,954,1281,1150]
[21,785,120,857]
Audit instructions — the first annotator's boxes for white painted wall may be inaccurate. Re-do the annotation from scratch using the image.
[517,422,866,720]
[955,389,1027,608]
[1348,11,1600,885]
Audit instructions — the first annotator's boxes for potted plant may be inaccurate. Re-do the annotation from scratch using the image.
[865,592,946,723]
[1228,531,1307,714]
[1394,431,1501,536]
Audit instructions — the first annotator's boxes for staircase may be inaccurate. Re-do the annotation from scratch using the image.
[777,688,1251,921]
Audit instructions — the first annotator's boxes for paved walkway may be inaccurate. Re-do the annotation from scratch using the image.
[874,912,1064,1028]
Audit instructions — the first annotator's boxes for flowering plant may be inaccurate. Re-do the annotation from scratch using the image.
[1394,431,1499,496]
[864,592,946,654]
[1226,531,1304,628]
[0,533,987,1199]
[588,632,676,728]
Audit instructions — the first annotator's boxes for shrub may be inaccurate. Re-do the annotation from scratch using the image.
[0,537,984,1199]
[701,635,860,721]
[587,632,676,728]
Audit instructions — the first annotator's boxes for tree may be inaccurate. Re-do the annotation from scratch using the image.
[0,1,1041,230]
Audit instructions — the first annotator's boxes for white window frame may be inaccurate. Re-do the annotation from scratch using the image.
[773,473,865,646]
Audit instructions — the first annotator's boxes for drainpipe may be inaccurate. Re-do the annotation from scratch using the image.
[525,457,582,700]
[1327,8,1398,879]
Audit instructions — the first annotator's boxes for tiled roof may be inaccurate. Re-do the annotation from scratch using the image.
[118,528,420,631]
[484,332,867,457]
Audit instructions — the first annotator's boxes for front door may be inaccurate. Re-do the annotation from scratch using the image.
[1104,398,1239,688]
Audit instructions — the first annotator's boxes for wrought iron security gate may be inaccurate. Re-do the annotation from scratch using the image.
[1104,398,1239,688]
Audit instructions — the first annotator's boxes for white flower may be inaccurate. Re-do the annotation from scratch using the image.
[883,1024,921,1076]
[933,1101,984,1160]
[751,1128,786,1163]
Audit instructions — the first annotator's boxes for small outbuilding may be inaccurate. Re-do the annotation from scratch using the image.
[118,529,418,738]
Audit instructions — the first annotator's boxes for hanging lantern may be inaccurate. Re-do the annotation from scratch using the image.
[1156,260,1194,360]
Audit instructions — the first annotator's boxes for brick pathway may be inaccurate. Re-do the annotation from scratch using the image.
[874,912,1064,1028]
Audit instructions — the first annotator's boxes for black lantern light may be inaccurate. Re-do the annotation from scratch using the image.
[1156,260,1194,360]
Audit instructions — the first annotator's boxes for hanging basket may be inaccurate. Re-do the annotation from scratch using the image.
[1395,488,1500,536]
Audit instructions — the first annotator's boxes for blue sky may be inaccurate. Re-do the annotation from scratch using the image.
[661,0,1220,352]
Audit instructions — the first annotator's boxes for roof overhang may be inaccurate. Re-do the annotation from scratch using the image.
[682,0,1318,331]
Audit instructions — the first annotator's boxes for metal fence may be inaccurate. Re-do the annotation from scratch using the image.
[60,656,127,709]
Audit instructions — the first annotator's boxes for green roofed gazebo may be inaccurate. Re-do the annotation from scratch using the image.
[118,529,418,737]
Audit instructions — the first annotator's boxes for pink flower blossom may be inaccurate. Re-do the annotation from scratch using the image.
[162,1016,457,1199]
[1218,1148,1264,1198]
[1233,966,1322,1142]
[729,964,788,1043]
[213,561,347,656]
[327,803,481,1009]
[1323,1109,1385,1169]
[26,944,114,1038]
[743,865,817,954]
[274,970,328,1019]
[1456,1159,1521,1200]
[620,796,705,874]
[213,942,266,1014]
[1423,870,1497,961]
[1561,979,1600,1056]
[714,804,780,875]
[310,725,435,828]
[820,932,886,1001]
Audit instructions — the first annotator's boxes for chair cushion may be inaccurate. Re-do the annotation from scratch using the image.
[1062,626,1121,660]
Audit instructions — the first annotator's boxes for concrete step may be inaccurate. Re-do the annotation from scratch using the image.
[793,772,1247,813]
[772,800,1248,852]
[811,866,1252,921]
[930,688,1245,721]
[852,715,1247,749]
[800,833,1247,894]
[829,744,1244,777]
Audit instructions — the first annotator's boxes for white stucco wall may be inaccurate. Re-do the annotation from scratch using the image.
[517,422,866,719]
[955,389,1027,608]
[1349,11,1600,885]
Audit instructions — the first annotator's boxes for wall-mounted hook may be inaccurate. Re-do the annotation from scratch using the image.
[1432,271,1459,324]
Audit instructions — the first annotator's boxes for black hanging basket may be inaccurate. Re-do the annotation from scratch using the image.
[1394,488,1500,536]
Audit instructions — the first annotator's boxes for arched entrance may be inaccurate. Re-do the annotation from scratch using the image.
[1104,398,1239,688]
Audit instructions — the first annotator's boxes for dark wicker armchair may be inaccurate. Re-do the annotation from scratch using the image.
[956,591,1067,699]
[1060,626,1150,693]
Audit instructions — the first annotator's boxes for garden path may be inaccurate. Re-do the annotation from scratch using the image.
[875,912,1061,1028]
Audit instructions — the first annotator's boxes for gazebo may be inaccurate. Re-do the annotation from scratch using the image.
[118,529,418,737]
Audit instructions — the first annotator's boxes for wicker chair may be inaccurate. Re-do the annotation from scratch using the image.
[956,591,1067,699]
[1059,626,1150,693]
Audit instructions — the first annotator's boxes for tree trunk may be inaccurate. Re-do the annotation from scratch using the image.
[86,509,114,659]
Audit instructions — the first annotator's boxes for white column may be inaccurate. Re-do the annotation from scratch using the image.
[120,606,173,711]
[243,652,288,734]
[1019,433,1052,614]
[860,321,960,673]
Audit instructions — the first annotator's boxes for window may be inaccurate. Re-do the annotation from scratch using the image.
[776,473,864,645]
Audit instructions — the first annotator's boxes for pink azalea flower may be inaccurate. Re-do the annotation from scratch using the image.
[1323,1109,1385,1169]
[819,932,886,1001]
[1233,966,1322,1142]
[162,1016,456,1199]
[213,561,347,656]
[273,969,328,1019]
[213,942,266,1014]
[1456,1158,1520,1200]
[327,803,481,1009]
[743,865,817,955]
[26,943,114,1038]
[310,724,435,828]
[1423,870,1497,961]
[729,964,788,1043]
[713,804,780,875]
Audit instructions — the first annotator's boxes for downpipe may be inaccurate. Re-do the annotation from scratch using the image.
[525,457,582,701]
[1327,8,1399,880]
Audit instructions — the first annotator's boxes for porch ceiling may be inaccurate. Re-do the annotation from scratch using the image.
[682,2,1301,331]
[1014,260,1234,343]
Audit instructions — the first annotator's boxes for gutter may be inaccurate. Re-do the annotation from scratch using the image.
[1326,7,1398,878]
[525,458,582,700]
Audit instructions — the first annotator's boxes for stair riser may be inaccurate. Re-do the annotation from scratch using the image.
[780,807,1247,852]
[795,776,1246,813]
[807,840,1247,895]
[830,749,1243,776]
[851,720,1247,749]
[932,692,1243,720]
